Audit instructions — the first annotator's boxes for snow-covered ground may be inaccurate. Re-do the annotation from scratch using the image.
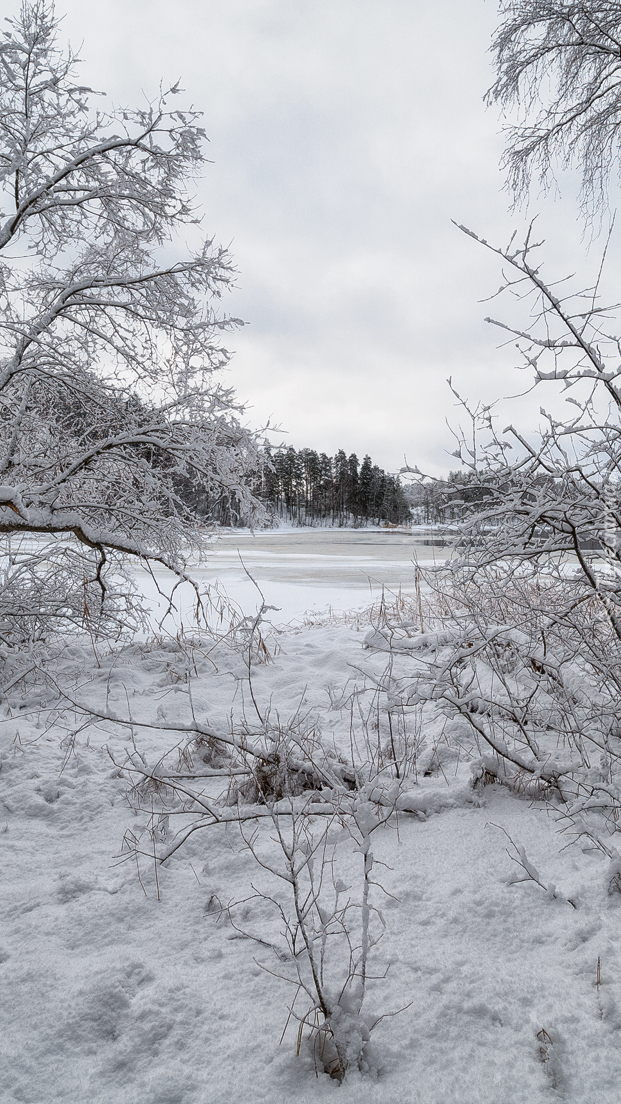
[3,534,621,1103]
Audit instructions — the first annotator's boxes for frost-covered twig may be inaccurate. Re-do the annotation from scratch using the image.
[489,823,577,908]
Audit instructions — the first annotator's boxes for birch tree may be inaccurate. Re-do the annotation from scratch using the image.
[0,2,261,643]
[488,1,621,215]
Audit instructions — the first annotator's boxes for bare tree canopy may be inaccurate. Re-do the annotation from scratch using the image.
[0,2,262,643]
[488,2,621,213]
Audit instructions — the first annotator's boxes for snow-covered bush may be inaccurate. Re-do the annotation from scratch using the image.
[87,621,410,1082]
[387,4,621,853]
[395,217,621,854]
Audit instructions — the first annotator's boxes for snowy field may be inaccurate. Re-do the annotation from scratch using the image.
[2,531,621,1103]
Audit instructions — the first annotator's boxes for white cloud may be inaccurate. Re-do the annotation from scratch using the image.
[54,0,621,474]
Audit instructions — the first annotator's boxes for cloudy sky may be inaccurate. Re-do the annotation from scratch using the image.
[54,0,619,474]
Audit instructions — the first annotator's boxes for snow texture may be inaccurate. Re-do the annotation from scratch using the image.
[2,618,621,1103]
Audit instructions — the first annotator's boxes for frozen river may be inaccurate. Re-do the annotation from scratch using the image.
[134,527,451,629]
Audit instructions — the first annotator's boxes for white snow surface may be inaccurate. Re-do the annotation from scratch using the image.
[134,528,450,630]
[2,616,621,1103]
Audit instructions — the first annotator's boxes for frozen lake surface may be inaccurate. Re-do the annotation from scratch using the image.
[135,527,451,628]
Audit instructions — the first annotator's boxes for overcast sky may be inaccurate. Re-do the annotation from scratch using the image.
[54,0,621,475]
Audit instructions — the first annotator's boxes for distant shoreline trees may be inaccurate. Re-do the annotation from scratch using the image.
[404,471,495,525]
[257,446,411,527]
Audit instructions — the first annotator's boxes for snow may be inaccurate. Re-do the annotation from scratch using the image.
[135,528,449,630]
[2,534,621,1102]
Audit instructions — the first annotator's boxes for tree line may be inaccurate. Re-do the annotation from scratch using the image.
[256,446,411,526]
[404,472,494,525]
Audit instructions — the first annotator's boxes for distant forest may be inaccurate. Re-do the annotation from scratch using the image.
[405,472,494,524]
[257,446,411,526]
